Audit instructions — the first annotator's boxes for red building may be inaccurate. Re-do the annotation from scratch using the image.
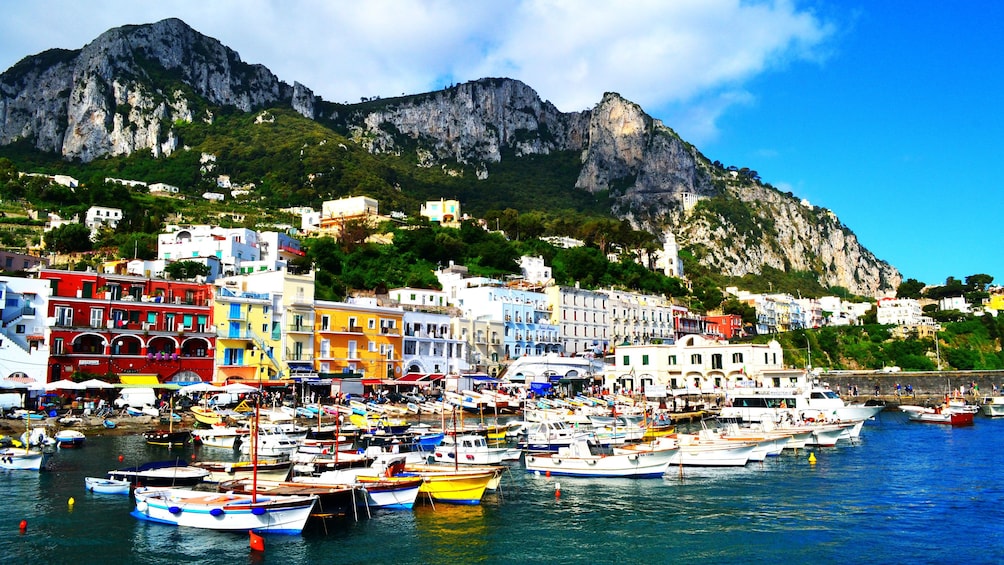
[704,314,744,340]
[39,270,215,384]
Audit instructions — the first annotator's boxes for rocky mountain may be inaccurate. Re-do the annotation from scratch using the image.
[0,18,314,162]
[0,19,900,295]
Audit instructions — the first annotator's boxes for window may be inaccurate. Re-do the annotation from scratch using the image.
[89,308,104,328]
[690,354,702,365]
[711,354,723,370]
[52,337,63,355]
[321,315,330,331]
[368,318,376,329]
[732,352,744,364]
[55,306,73,326]
[319,339,330,358]
[347,341,357,359]
[368,341,377,352]
[348,317,357,330]
[668,355,677,365]
[404,341,416,355]
[642,354,649,366]
[622,355,630,365]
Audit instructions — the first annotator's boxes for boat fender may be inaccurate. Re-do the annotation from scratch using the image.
[136,500,148,512]
[553,458,561,465]
[168,506,182,515]
[251,507,267,515]
[210,508,225,517]
[628,454,639,461]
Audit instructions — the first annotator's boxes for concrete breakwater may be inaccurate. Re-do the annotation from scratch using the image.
[818,369,1004,408]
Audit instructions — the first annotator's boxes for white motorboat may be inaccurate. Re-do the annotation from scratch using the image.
[981,396,1004,417]
[722,385,885,424]
[524,438,674,478]
[191,426,249,449]
[433,434,521,465]
[663,435,756,467]
[55,429,86,448]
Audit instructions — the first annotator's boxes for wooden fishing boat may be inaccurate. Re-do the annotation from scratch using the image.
[132,487,317,534]
[190,406,224,426]
[0,447,49,471]
[192,458,292,483]
[524,438,675,478]
[143,429,192,447]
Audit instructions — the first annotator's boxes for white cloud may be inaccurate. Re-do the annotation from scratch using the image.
[0,0,833,139]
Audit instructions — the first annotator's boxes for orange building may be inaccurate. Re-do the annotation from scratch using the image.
[314,298,403,381]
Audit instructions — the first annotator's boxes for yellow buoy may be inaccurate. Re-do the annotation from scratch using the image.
[68,497,75,508]
[808,453,817,464]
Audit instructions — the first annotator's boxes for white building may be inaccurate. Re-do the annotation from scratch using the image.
[605,335,796,393]
[390,287,449,309]
[652,229,684,279]
[401,309,468,375]
[545,285,610,356]
[876,297,925,325]
[158,225,260,276]
[599,289,675,345]
[519,256,552,286]
[84,206,123,231]
[149,182,180,194]
[938,295,971,313]
[202,192,225,202]
[541,236,584,249]
[0,276,50,385]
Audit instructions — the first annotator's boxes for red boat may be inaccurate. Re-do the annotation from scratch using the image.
[904,406,975,426]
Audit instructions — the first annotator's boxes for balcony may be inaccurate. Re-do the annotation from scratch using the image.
[287,323,313,333]
[380,327,400,336]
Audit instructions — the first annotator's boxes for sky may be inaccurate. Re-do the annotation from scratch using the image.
[0,0,1001,290]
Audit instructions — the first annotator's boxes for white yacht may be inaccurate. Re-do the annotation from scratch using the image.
[721,385,884,423]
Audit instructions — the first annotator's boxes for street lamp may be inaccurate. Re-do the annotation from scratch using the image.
[805,335,811,372]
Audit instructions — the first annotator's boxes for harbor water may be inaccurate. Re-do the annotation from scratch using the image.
[2,412,1003,564]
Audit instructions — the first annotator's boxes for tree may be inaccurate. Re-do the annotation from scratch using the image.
[722,298,757,325]
[896,278,925,299]
[117,233,158,260]
[164,261,210,280]
[43,223,92,253]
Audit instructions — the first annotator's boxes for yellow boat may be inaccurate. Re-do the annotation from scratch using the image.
[191,406,224,426]
[642,424,677,440]
[393,464,502,505]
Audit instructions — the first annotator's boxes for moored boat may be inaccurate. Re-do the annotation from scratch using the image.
[84,476,131,495]
[524,438,674,478]
[192,458,292,483]
[132,487,318,534]
[55,429,86,448]
[107,459,210,486]
[903,405,975,426]
[981,396,1004,417]
[432,434,521,465]
[0,447,50,471]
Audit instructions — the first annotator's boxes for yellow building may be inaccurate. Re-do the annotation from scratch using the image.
[420,198,462,227]
[213,269,316,383]
[314,297,403,380]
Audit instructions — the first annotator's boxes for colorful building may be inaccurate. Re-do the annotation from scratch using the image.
[39,270,215,383]
[314,297,403,381]
[212,269,317,384]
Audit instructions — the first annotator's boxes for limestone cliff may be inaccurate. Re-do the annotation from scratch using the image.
[0,18,314,161]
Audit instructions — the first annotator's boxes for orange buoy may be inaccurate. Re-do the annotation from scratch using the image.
[19,519,27,532]
[545,470,551,477]
[190,454,196,461]
[249,530,265,552]
[118,455,124,462]
[555,482,561,498]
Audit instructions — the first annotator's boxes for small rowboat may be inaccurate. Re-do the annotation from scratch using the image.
[103,419,117,429]
[85,476,130,495]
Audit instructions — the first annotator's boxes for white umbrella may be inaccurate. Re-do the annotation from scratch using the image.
[223,383,259,394]
[44,379,86,391]
[78,378,115,389]
[180,382,225,394]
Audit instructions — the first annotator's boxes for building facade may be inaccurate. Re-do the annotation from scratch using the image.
[313,298,403,380]
[0,276,50,383]
[544,285,609,356]
[40,270,215,383]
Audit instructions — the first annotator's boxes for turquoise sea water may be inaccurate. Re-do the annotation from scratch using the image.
[2,412,1003,564]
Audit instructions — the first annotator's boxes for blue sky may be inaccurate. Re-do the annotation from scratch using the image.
[0,1,999,290]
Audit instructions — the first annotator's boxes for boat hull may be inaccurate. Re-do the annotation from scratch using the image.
[132,487,316,534]
[908,411,975,425]
[401,471,497,505]
[85,477,130,495]
[524,450,672,478]
[0,448,49,471]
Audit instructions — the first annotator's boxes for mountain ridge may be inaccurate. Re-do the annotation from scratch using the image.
[0,18,900,296]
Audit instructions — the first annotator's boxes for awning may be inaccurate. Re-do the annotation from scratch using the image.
[287,362,314,372]
[426,374,445,382]
[398,373,427,382]
[361,379,385,386]
[118,374,161,385]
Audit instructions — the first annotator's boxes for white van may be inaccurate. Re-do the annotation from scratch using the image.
[114,387,158,409]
